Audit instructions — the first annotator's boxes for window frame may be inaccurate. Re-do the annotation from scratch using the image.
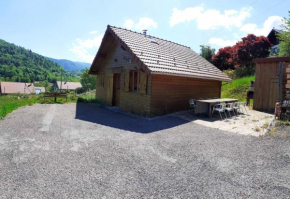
[129,70,139,92]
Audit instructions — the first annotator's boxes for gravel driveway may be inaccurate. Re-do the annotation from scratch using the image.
[0,103,290,198]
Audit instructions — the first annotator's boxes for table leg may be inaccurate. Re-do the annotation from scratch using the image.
[209,103,212,118]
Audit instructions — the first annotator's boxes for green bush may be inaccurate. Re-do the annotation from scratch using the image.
[235,67,255,78]
[223,69,236,80]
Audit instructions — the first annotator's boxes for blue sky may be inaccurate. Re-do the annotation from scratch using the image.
[0,0,289,64]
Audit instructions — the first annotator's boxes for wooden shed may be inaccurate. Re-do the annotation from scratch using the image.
[89,25,231,115]
[254,57,290,112]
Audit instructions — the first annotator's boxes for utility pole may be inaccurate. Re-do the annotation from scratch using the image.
[60,71,62,91]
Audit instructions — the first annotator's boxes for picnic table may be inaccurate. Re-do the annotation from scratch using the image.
[195,98,238,117]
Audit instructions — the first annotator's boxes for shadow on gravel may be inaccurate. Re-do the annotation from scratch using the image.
[75,103,189,133]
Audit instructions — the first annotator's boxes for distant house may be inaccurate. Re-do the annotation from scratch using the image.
[54,81,82,91]
[89,25,231,115]
[267,28,284,55]
[34,87,45,94]
[0,82,35,94]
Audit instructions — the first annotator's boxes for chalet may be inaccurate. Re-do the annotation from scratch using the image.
[267,28,284,55]
[0,82,35,94]
[54,81,82,91]
[89,25,231,115]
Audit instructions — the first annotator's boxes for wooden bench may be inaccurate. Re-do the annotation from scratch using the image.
[44,92,67,103]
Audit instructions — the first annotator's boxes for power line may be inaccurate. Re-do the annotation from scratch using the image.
[244,0,286,22]
[249,0,258,7]
[201,0,287,45]
[201,0,259,44]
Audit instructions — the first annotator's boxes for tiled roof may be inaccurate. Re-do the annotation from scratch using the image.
[91,25,231,82]
[56,81,82,90]
[0,82,35,94]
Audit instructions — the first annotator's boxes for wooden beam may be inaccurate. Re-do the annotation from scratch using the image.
[255,57,290,63]
[99,53,106,58]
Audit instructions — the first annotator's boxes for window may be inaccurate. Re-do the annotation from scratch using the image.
[129,71,139,91]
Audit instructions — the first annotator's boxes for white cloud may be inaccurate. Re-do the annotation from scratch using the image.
[207,16,284,48]
[169,7,203,27]
[208,37,237,47]
[135,17,157,31]
[170,6,252,30]
[240,16,284,36]
[124,19,134,29]
[70,34,103,63]
[89,30,98,34]
[123,17,157,31]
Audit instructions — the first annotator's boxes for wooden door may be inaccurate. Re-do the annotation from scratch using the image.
[113,73,121,106]
[268,78,279,111]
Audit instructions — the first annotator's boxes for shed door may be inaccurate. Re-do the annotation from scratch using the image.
[268,78,279,111]
[113,73,121,106]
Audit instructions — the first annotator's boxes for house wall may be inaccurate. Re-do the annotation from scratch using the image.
[254,61,290,111]
[95,35,223,116]
[150,74,222,115]
[95,39,152,115]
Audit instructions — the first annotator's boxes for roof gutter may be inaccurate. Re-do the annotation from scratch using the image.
[151,71,232,82]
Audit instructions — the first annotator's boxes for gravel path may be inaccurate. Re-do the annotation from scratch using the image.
[0,103,290,198]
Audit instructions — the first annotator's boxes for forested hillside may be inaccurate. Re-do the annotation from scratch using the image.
[46,57,90,71]
[0,39,78,83]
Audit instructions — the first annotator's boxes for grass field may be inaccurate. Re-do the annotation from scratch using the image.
[221,76,255,101]
[0,90,101,119]
[0,94,39,119]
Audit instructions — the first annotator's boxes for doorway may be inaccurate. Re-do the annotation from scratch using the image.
[112,73,121,106]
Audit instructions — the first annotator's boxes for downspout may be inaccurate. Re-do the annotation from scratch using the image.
[278,62,283,102]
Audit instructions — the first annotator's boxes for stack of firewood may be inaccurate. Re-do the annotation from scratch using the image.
[287,64,290,100]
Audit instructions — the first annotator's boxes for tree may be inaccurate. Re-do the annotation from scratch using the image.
[80,68,96,91]
[212,34,271,76]
[231,34,272,69]
[0,38,79,83]
[199,45,215,63]
[278,11,290,57]
[212,46,235,71]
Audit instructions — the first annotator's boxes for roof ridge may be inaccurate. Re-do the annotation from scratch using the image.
[108,25,191,49]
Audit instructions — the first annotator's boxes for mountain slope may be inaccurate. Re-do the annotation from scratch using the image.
[46,57,90,71]
[0,39,78,82]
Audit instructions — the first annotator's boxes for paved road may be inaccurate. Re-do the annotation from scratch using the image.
[0,103,290,198]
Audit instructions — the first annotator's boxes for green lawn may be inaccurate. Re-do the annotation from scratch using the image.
[0,94,39,119]
[0,90,101,119]
[221,76,255,101]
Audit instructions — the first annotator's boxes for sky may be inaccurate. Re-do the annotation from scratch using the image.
[0,0,289,64]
